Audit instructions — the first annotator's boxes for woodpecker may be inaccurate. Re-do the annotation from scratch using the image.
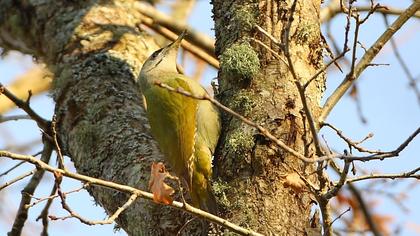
[139,32,220,213]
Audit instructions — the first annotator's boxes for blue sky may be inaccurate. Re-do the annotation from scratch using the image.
[1,0,419,235]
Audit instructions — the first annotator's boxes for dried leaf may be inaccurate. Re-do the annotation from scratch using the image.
[148,162,175,205]
[283,173,305,193]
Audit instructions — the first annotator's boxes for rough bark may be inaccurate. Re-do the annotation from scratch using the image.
[212,0,324,234]
[1,0,325,235]
[0,0,203,235]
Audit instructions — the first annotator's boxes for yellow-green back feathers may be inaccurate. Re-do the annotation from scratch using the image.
[139,33,220,213]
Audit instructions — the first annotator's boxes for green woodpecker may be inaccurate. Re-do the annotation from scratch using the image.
[139,32,220,213]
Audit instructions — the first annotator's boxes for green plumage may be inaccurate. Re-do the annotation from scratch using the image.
[139,33,220,213]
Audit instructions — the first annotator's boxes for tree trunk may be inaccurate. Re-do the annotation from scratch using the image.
[0,1,202,235]
[212,0,324,234]
[0,0,325,235]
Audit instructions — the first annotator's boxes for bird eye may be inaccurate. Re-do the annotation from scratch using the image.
[150,48,163,59]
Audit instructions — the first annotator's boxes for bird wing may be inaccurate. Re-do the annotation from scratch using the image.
[143,76,197,187]
[184,79,221,154]
[196,99,221,154]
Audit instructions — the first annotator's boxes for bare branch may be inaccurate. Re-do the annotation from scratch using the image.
[320,1,420,123]
[320,0,420,23]
[154,81,315,163]
[329,160,382,236]
[255,25,280,46]
[330,207,351,227]
[324,159,351,199]
[52,184,139,226]
[0,169,35,191]
[343,126,420,161]
[0,150,264,236]
[26,184,86,209]
[383,14,420,107]
[303,49,349,90]
[37,184,58,236]
[318,196,333,236]
[0,66,51,114]
[0,161,25,177]
[134,2,215,57]
[154,82,420,164]
[345,167,420,183]
[139,16,219,69]
[8,141,53,236]
[323,122,383,154]
[0,83,50,133]
[51,115,66,170]
[282,0,323,157]
[250,37,288,65]
[0,115,32,123]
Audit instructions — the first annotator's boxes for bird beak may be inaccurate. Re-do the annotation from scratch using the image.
[169,30,187,49]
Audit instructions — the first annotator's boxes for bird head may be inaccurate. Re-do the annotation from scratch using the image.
[140,31,186,76]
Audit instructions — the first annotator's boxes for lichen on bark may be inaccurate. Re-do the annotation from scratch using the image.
[212,0,325,234]
[0,0,206,235]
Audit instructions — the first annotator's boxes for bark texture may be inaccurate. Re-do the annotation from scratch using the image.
[0,0,325,235]
[0,0,203,235]
[212,0,324,234]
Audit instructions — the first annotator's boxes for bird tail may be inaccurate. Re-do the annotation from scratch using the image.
[201,183,218,215]
[191,178,218,215]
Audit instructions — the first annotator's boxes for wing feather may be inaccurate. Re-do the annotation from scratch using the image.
[143,76,197,188]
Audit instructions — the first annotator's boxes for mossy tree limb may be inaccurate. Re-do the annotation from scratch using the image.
[0,1,205,235]
[212,0,325,234]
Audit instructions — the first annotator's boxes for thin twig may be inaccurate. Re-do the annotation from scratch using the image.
[52,115,66,170]
[324,159,351,199]
[26,184,86,209]
[320,0,420,23]
[282,0,323,156]
[329,160,381,236]
[0,169,35,191]
[154,82,420,164]
[0,115,32,123]
[250,37,288,65]
[0,150,263,236]
[52,185,139,226]
[139,16,219,69]
[320,1,420,123]
[303,49,349,90]
[134,1,215,57]
[7,141,53,236]
[0,83,50,132]
[323,122,383,154]
[154,81,314,163]
[344,167,420,183]
[383,14,420,107]
[330,207,351,227]
[37,184,58,236]
[343,126,420,161]
[0,161,25,177]
[255,25,280,46]
[176,217,196,236]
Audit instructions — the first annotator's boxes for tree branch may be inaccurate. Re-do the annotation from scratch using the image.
[0,83,50,133]
[0,150,264,236]
[7,141,53,236]
[320,1,420,123]
[0,169,35,191]
[320,0,420,23]
[344,167,420,183]
[134,2,215,57]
